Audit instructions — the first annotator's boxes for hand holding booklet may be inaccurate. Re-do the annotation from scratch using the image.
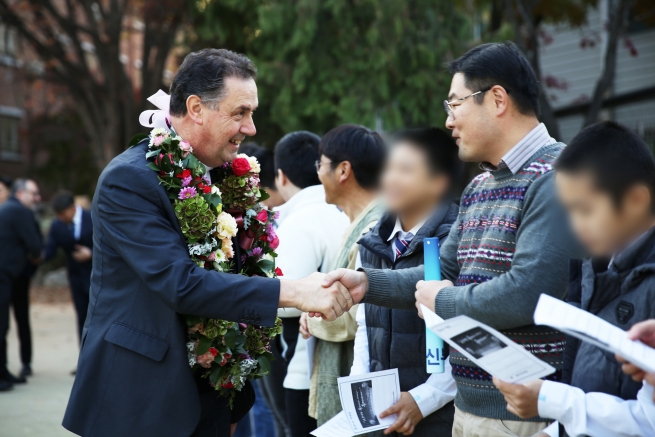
[533,293,655,373]
[421,305,555,383]
[311,369,401,437]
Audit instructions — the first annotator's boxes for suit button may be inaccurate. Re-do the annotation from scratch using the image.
[255,317,261,323]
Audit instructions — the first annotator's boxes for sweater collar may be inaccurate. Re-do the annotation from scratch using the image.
[479,123,556,174]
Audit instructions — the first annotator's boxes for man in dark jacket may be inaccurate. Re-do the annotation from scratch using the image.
[0,179,43,391]
[352,128,462,436]
[44,193,94,342]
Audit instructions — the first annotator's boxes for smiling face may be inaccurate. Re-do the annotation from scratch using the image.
[192,76,258,167]
[445,73,498,163]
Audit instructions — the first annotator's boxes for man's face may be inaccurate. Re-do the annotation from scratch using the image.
[56,204,77,225]
[0,183,9,205]
[382,143,447,215]
[16,180,41,210]
[316,154,340,205]
[556,171,650,257]
[445,73,495,163]
[194,77,258,167]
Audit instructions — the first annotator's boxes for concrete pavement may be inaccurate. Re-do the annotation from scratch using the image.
[0,303,79,436]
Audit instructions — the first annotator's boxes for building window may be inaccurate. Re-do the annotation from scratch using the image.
[0,24,18,56]
[0,116,21,160]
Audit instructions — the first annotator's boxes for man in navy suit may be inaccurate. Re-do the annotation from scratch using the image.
[62,48,354,437]
[45,193,93,342]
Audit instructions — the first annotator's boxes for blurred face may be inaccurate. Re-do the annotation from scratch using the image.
[445,73,497,163]
[56,204,77,225]
[382,142,448,215]
[15,180,41,210]
[0,183,9,205]
[556,170,653,257]
[317,154,340,205]
[193,77,258,167]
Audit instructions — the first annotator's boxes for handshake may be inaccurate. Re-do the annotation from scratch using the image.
[279,269,370,321]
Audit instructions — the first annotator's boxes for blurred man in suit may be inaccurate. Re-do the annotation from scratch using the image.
[0,179,43,391]
[44,193,93,342]
[0,176,12,205]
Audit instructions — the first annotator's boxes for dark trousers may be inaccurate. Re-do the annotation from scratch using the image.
[0,273,11,374]
[69,274,90,341]
[285,388,316,437]
[10,275,32,365]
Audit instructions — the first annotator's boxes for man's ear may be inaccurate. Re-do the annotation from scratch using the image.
[186,95,203,125]
[625,184,652,216]
[338,161,353,184]
[490,85,510,116]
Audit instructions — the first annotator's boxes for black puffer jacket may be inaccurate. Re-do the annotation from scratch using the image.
[358,203,458,437]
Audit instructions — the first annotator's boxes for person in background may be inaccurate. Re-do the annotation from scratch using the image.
[352,128,461,436]
[303,124,386,426]
[0,176,12,205]
[44,193,93,343]
[322,42,581,437]
[274,131,349,437]
[256,147,285,211]
[493,121,655,437]
[0,179,43,391]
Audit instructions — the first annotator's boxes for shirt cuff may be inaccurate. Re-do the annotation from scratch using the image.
[541,421,559,437]
[434,286,458,320]
[408,383,442,418]
[538,380,571,421]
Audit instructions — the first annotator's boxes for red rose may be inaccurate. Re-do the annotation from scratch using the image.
[221,381,234,389]
[231,157,252,177]
[209,347,218,357]
[176,169,192,179]
[202,185,211,194]
[197,182,205,190]
[269,235,280,250]
[275,267,283,277]
[256,210,269,222]
[259,235,268,241]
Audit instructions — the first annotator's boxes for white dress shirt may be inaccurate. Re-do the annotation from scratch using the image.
[72,205,83,240]
[538,380,655,437]
[274,185,349,390]
[351,216,457,418]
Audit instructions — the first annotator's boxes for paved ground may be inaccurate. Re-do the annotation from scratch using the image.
[0,303,79,437]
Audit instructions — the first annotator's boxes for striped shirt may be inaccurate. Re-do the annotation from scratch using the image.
[480,123,556,174]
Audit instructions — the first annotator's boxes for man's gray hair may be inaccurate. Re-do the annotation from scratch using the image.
[11,178,30,195]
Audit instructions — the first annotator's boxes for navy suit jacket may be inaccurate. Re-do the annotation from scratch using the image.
[45,208,93,279]
[63,142,280,437]
[0,197,42,278]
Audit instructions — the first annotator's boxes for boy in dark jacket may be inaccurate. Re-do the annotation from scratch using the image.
[494,121,655,436]
[352,128,462,437]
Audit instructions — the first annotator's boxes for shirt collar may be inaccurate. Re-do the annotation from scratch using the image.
[479,123,556,174]
[387,215,429,242]
[73,205,82,225]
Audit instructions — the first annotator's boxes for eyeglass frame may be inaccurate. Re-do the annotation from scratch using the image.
[443,88,491,119]
[315,159,332,172]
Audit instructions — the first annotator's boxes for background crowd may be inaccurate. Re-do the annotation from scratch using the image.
[1,1,655,437]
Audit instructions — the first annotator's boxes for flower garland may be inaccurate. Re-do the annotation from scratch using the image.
[131,128,282,406]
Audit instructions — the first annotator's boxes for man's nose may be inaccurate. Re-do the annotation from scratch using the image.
[445,114,455,130]
[241,115,256,137]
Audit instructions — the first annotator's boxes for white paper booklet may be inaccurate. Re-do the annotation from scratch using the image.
[534,293,655,373]
[310,369,401,437]
[422,305,555,383]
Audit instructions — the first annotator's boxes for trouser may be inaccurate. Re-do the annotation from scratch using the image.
[452,406,549,437]
[69,274,90,341]
[10,275,32,366]
[0,273,12,375]
[285,388,316,437]
[192,376,255,437]
[259,335,291,437]
[234,381,276,437]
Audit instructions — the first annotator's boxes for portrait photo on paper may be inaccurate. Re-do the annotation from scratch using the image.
[450,327,507,359]
[351,381,380,428]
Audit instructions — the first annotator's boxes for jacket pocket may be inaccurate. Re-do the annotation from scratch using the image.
[104,322,170,362]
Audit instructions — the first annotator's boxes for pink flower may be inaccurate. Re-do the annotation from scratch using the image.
[196,350,215,369]
[208,252,216,262]
[250,247,263,258]
[153,136,165,147]
[178,187,197,200]
[179,140,193,158]
[269,235,280,250]
[182,176,192,187]
[273,211,280,221]
[256,210,269,223]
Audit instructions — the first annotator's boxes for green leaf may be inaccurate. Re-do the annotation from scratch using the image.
[196,336,212,356]
[127,133,148,149]
[146,162,161,172]
[259,188,270,202]
[257,355,271,375]
[146,149,161,159]
[209,365,222,385]
[257,259,275,273]
[224,328,238,350]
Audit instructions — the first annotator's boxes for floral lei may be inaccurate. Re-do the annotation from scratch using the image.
[130,127,282,406]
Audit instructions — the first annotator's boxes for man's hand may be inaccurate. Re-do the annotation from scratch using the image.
[308,269,368,318]
[414,280,453,319]
[299,312,312,339]
[379,392,423,435]
[616,319,655,400]
[493,377,543,419]
[279,273,353,321]
[72,245,92,262]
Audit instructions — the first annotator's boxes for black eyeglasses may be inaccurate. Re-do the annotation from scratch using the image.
[315,159,332,172]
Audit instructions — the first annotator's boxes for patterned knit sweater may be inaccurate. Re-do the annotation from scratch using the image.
[364,142,580,421]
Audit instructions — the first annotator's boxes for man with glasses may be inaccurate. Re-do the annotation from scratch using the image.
[322,42,580,436]
[0,179,43,391]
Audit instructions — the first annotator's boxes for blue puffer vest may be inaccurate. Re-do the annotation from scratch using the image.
[358,203,458,437]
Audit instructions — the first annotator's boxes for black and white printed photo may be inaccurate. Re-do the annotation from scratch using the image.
[351,380,380,428]
[451,327,507,359]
